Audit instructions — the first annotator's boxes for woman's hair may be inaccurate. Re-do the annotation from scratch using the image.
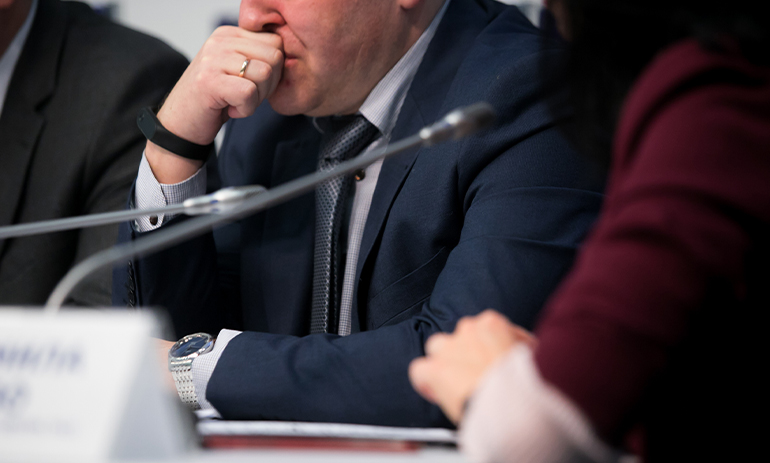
[545,0,770,167]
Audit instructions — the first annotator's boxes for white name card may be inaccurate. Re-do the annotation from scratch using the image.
[0,309,195,462]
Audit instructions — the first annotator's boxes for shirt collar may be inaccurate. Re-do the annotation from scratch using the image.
[0,0,38,117]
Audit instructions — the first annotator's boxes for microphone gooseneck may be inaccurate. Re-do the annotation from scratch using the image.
[44,102,497,313]
[0,185,267,240]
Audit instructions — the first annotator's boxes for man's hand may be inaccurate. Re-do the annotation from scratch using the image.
[156,339,176,392]
[146,26,284,183]
[408,310,535,423]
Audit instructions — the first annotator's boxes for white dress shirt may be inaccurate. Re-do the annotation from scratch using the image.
[133,1,451,412]
[0,0,37,116]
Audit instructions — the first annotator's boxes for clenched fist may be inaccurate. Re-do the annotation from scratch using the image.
[146,27,284,183]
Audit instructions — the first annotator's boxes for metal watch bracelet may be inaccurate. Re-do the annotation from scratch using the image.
[169,358,200,409]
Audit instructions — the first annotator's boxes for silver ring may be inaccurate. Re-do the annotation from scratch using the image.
[238,59,250,78]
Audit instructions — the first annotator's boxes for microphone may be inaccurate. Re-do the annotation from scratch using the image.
[419,102,497,145]
[0,185,266,240]
[44,102,497,312]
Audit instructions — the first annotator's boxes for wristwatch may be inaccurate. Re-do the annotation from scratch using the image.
[168,332,214,408]
[137,106,214,161]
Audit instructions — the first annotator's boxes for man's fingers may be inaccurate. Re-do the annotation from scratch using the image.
[221,74,272,120]
[233,38,284,71]
[221,47,282,118]
[189,28,284,112]
[238,58,281,98]
[225,43,283,78]
[207,26,283,55]
[222,27,283,59]
[209,28,283,83]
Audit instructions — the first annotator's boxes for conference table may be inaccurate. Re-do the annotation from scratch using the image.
[129,447,466,463]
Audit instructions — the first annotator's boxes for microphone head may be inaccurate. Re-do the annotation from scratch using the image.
[444,102,497,138]
[419,102,497,145]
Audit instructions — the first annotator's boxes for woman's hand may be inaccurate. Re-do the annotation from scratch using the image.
[408,310,535,423]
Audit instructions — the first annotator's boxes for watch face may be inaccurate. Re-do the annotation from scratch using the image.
[170,333,213,359]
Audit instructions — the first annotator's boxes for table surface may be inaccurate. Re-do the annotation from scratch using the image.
[127,447,468,463]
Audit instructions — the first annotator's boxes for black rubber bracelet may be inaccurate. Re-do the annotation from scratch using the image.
[137,107,214,161]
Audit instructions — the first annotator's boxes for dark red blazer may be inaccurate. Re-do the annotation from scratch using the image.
[533,40,770,460]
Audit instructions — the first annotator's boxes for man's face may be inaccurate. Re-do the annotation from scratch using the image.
[239,0,412,117]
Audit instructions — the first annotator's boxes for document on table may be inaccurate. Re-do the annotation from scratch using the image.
[196,416,456,444]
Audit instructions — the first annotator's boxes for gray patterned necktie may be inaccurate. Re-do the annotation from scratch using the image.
[310,115,379,334]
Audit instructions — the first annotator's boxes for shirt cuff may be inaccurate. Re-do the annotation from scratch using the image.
[191,329,242,414]
[133,152,207,232]
[459,346,621,463]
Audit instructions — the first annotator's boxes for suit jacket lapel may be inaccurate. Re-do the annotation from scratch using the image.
[0,0,66,257]
[270,135,320,187]
[263,130,320,256]
[256,131,320,333]
[350,0,496,331]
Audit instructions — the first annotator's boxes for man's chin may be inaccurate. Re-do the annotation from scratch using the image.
[267,90,321,117]
[268,101,304,117]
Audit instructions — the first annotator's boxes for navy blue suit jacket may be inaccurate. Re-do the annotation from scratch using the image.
[115,0,604,427]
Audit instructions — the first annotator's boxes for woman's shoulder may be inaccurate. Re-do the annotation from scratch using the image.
[614,39,770,163]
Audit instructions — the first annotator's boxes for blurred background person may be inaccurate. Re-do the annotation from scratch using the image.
[409,0,770,460]
[0,0,187,305]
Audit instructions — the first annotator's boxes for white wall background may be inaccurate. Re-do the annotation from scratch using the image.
[80,0,241,59]
[78,0,543,60]
[500,0,543,25]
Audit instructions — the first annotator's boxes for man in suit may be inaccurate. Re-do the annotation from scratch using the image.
[0,0,187,306]
[115,0,604,426]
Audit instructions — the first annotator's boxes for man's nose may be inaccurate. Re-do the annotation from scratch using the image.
[239,0,285,32]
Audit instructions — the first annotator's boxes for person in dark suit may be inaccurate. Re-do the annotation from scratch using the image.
[0,0,187,306]
[114,0,604,426]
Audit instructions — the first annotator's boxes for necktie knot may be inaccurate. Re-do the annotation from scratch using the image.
[317,115,379,166]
